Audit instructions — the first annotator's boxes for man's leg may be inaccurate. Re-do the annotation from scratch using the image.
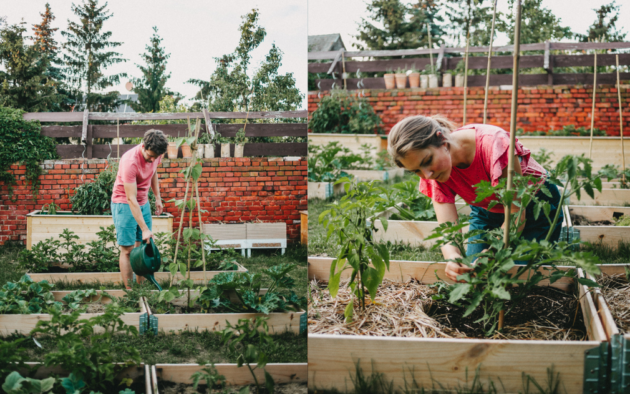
[120,245,135,289]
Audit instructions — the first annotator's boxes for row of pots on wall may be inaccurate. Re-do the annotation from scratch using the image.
[166,142,245,159]
[383,73,466,89]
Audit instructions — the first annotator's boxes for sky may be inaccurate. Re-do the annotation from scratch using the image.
[3,0,307,109]
[308,0,629,51]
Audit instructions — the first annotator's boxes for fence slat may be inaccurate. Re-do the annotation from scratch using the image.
[24,111,308,122]
[86,143,306,159]
[89,124,307,139]
[40,126,82,138]
[56,145,86,159]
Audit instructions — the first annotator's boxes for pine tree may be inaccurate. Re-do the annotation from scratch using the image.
[444,0,506,47]
[130,27,177,113]
[0,23,58,111]
[354,0,445,51]
[32,3,58,56]
[187,9,302,116]
[505,0,572,44]
[61,0,127,111]
[577,1,626,42]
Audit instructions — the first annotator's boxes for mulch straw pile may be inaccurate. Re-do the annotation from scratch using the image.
[598,273,630,334]
[309,279,588,341]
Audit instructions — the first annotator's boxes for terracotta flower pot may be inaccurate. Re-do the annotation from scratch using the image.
[221,143,230,158]
[181,143,192,158]
[167,142,178,159]
[408,72,420,88]
[395,73,407,89]
[443,73,453,87]
[234,144,244,158]
[384,74,395,89]
[204,144,215,158]
[420,75,428,89]
[428,74,438,88]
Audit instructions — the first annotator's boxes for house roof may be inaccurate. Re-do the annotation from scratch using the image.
[308,34,346,52]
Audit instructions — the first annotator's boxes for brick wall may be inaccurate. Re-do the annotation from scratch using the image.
[0,157,307,245]
[308,84,630,135]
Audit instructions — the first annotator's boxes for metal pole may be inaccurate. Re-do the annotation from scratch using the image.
[617,55,626,181]
[483,0,498,124]
[589,52,597,159]
[462,19,471,125]
[500,0,522,332]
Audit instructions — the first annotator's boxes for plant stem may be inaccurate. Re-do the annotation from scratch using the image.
[194,181,206,283]
[544,185,568,242]
[247,364,260,392]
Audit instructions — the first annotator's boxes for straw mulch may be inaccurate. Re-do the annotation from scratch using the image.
[309,279,588,341]
[598,273,630,334]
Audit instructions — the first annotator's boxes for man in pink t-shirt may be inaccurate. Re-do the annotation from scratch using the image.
[111,129,168,288]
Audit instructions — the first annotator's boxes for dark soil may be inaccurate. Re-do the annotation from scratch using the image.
[159,382,307,394]
[571,213,617,226]
[429,286,587,339]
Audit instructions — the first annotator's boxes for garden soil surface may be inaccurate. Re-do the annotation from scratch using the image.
[571,214,613,226]
[309,279,587,341]
[159,382,307,394]
[597,273,630,334]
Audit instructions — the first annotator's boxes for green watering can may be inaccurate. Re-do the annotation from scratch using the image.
[129,238,163,291]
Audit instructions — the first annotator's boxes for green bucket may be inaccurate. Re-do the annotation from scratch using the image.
[129,238,163,291]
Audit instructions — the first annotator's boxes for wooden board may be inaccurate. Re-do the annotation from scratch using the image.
[577,269,608,342]
[308,134,383,157]
[0,297,146,335]
[568,205,630,247]
[308,334,598,393]
[584,269,622,342]
[342,168,406,182]
[246,223,286,239]
[567,189,630,207]
[28,264,247,285]
[307,257,574,291]
[202,223,247,240]
[24,111,308,122]
[308,182,345,200]
[153,363,307,388]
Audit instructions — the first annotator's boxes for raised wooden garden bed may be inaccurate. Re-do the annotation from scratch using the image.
[308,181,345,200]
[27,263,247,285]
[307,257,605,393]
[371,202,471,247]
[26,211,173,249]
[309,133,382,157]
[0,290,147,335]
[568,205,630,248]
[342,167,405,182]
[568,189,630,206]
[144,290,305,335]
[150,363,308,393]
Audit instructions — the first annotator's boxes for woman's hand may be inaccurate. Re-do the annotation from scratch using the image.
[445,261,473,282]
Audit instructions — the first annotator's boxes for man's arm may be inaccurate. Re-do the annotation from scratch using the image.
[150,171,163,216]
[124,182,152,241]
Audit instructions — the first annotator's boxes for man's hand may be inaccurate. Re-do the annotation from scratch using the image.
[142,229,154,242]
[155,199,163,216]
[445,261,473,282]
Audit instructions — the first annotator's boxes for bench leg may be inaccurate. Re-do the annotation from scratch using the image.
[281,248,285,255]
[241,248,246,257]
[247,249,252,258]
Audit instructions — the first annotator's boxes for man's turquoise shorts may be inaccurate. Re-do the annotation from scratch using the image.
[111,202,152,246]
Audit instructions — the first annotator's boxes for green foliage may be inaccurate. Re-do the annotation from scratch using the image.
[385,178,436,221]
[320,178,391,321]
[2,371,55,394]
[531,148,554,173]
[18,226,121,273]
[187,9,302,117]
[616,215,630,227]
[426,155,603,335]
[0,337,30,385]
[235,128,248,145]
[309,90,384,135]
[31,306,142,393]
[0,106,58,200]
[444,0,506,47]
[0,22,60,112]
[197,263,306,314]
[518,125,607,137]
[597,164,630,189]
[220,317,276,394]
[190,364,226,392]
[61,0,128,111]
[130,27,178,113]
[0,275,62,314]
[576,1,626,42]
[41,202,60,215]
[506,0,573,44]
[354,0,445,51]
[308,141,357,182]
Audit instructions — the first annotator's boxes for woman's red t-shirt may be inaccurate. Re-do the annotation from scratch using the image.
[418,124,546,213]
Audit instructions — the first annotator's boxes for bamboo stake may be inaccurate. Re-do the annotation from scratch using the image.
[427,24,433,71]
[342,51,347,90]
[616,55,626,181]
[589,52,598,159]
[483,0,498,124]
[195,181,206,282]
[462,19,472,125]
[117,118,120,159]
[500,0,522,331]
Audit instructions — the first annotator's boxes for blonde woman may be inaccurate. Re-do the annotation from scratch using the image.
[387,115,563,282]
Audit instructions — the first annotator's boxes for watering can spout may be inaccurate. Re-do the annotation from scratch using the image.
[129,238,163,291]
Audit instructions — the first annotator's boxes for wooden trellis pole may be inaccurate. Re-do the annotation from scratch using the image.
[483,0,498,124]
[500,0,522,331]
[117,118,120,159]
[427,23,434,71]
[462,19,472,125]
[589,52,598,159]
[617,55,626,181]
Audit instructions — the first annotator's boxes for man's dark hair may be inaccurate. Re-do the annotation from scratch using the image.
[143,129,168,155]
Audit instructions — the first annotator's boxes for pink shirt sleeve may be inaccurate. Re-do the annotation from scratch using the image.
[120,160,138,184]
[419,178,456,204]
[484,129,532,186]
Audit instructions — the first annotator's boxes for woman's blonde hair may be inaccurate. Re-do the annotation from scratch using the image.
[387,115,457,168]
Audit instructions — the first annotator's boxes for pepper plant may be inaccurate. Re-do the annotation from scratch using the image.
[426,155,603,335]
[320,178,391,322]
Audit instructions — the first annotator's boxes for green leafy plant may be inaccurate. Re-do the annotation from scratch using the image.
[197,263,306,314]
[190,364,226,393]
[426,155,604,335]
[2,371,55,394]
[385,178,437,221]
[308,141,351,182]
[220,317,276,394]
[320,178,391,322]
[0,275,61,314]
[235,128,248,145]
[598,164,630,189]
[616,215,630,226]
[531,148,554,172]
[0,338,30,385]
[41,202,60,215]
[309,90,384,135]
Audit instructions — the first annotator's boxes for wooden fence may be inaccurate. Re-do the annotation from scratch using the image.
[23,110,308,159]
[308,41,630,90]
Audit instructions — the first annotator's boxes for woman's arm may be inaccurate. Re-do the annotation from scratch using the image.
[434,200,471,282]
